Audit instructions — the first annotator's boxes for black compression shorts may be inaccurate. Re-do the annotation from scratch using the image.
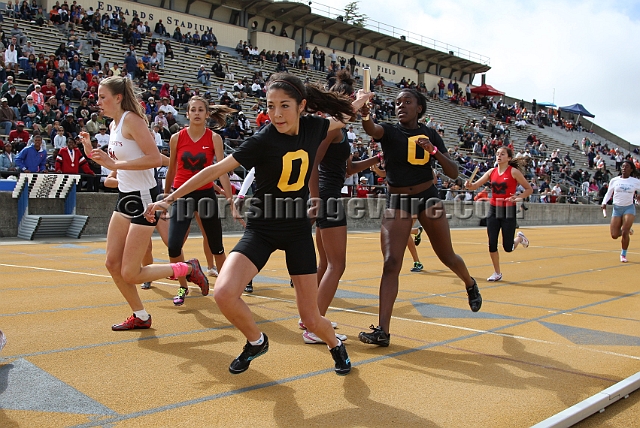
[232,220,317,275]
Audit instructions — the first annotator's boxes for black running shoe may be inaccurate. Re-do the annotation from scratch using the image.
[358,325,390,347]
[467,280,482,312]
[244,280,253,293]
[414,226,423,246]
[229,333,269,374]
[330,342,351,375]
[290,279,294,288]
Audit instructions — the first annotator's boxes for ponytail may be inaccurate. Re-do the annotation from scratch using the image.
[99,76,146,123]
[266,73,353,122]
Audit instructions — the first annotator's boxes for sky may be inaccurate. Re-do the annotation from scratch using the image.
[309,0,640,145]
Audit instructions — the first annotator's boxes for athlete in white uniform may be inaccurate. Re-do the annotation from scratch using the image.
[79,76,209,330]
[601,160,640,262]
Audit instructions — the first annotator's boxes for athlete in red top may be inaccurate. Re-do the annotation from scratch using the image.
[163,97,236,305]
[465,147,532,282]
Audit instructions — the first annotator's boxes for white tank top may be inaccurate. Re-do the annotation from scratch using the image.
[107,111,156,193]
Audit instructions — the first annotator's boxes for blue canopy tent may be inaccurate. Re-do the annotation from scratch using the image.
[559,103,595,130]
[537,101,557,108]
[559,103,595,118]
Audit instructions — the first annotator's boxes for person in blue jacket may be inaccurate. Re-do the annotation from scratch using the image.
[15,134,47,172]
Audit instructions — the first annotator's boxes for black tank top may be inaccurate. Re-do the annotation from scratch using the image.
[319,128,350,196]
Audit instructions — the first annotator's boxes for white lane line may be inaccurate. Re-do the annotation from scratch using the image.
[2,262,639,362]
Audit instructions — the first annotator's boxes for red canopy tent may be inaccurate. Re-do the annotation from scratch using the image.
[470,84,505,96]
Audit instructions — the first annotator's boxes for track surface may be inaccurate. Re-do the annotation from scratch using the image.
[1,225,639,427]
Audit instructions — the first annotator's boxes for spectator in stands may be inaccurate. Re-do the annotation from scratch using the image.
[197,65,211,87]
[4,84,21,117]
[55,136,94,175]
[145,96,159,122]
[165,111,180,134]
[0,142,16,172]
[93,123,109,147]
[8,120,28,149]
[34,102,56,135]
[15,133,46,172]
[70,73,87,100]
[0,97,16,136]
[4,43,18,75]
[20,94,37,129]
[85,113,100,136]
[10,22,26,46]
[172,26,183,42]
[55,82,71,104]
[62,112,80,137]
[154,19,167,37]
[85,26,101,49]
[155,40,166,69]
[53,126,66,149]
[236,112,252,137]
[154,110,171,140]
[251,80,265,98]
[150,123,163,146]
[233,79,246,98]
[158,97,177,116]
[147,66,160,88]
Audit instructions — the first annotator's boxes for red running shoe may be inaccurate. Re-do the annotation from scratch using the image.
[186,258,209,296]
[112,314,152,331]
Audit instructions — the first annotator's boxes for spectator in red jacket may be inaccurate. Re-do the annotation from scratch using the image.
[255,108,269,127]
[8,121,29,150]
[55,137,94,175]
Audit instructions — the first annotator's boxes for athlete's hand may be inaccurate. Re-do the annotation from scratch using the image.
[79,131,92,153]
[231,197,246,227]
[417,137,434,154]
[464,180,472,189]
[144,200,171,223]
[89,148,115,169]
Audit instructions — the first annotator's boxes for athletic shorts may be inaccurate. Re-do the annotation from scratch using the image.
[386,184,440,215]
[115,187,159,226]
[232,220,317,275]
[612,204,636,217]
[316,193,347,229]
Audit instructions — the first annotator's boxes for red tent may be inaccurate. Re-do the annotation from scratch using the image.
[470,84,505,96]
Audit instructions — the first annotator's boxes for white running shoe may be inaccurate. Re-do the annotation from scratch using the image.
[299,319,338,329]
[621,255,628,263]
[302,330,347,344]
[517,231,529,248]
[0,330,5,352]
[487,272,503,282]
[206,267,218,277]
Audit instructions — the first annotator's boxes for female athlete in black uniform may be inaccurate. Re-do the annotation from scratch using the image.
[358,88,482,347]
[302,70,383,344]
[146,73,369,375]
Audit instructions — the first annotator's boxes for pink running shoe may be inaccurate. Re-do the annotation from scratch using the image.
[621,255,628,263]
[186,259,209,296]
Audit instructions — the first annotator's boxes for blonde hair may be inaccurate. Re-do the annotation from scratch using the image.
[99,76,147,123]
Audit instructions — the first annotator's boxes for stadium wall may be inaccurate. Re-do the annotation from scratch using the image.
[0,193,613,238]
[55,0,249,49]
[305,43,418,84]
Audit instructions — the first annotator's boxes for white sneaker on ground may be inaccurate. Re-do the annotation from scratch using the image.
[487,272,503,282]
[621,255,628,263]
[299,319,338,330]
[517,231,529,248]
[206,267,218,277]
[302,330,347,344]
